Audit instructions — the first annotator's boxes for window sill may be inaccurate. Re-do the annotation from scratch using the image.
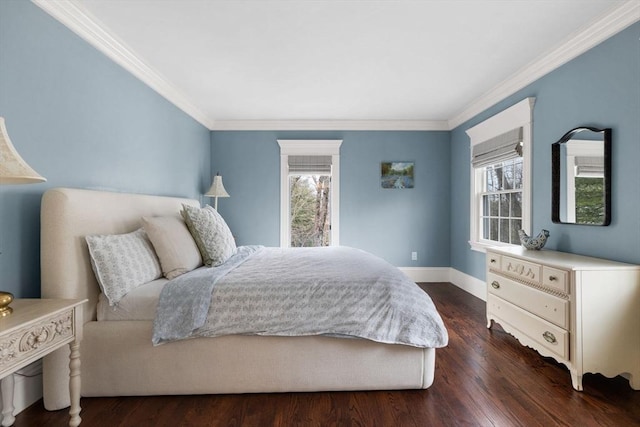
[469,240,519,253]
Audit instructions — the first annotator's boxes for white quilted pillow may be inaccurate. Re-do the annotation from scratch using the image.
[181,204,236,267]
[86,228,162,306]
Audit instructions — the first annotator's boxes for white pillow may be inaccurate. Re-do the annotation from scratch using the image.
[181,204,236,267]
[142,215,202,279]
[86,228,162,306]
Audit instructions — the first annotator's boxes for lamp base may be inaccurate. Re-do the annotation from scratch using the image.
[0,292,14,317]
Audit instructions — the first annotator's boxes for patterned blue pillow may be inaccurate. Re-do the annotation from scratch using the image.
[181,204,236,267]
[86,228,162,306]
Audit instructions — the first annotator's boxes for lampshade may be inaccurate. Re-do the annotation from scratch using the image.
[0,117,46,184]
[0,117,46,316]
[205,174,230,198]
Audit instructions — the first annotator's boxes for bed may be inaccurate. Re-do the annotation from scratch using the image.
[40,187,448,411]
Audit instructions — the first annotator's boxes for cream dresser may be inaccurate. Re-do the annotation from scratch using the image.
[486,246,640,391]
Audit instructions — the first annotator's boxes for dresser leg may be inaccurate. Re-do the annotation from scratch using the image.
[0,375,15,427]
[629,372,639,390]
[69,341,82,427]
[570,372,583,391]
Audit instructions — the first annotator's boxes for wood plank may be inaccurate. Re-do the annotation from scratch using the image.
[14,283,640,426]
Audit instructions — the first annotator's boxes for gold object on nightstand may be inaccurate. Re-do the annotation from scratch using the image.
[0,292,13,316]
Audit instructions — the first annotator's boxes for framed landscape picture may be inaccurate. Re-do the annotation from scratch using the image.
[381,162,414,189]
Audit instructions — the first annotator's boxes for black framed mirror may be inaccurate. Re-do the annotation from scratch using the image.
[552,127,611,225]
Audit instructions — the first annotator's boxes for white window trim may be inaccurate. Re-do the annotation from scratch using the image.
[277,139,342,248]
[466,97,535,253]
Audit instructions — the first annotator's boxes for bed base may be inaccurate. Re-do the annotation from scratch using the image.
[45,321,434,408]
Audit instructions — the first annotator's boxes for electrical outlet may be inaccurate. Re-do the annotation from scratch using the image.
[411,251,418,261]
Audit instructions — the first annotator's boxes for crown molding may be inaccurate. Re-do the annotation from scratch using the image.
[211,120,450,131]
[31,0,215,130]
[448,0,640,130]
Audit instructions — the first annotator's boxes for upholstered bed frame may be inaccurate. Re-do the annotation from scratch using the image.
[41,187,436,410]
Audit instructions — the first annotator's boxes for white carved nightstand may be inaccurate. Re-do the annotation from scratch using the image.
[0,299,86,427]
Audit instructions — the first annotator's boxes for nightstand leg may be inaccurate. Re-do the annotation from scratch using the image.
[1,374,15,427]
[68,340,82,427]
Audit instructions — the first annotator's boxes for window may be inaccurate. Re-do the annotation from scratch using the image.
[466,98,535,252]
[480,157,523,244]
[278,140,342,248]
[289,156,332,247]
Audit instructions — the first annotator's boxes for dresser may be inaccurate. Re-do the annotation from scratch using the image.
[0,299,86,426]
[486,246,640,391]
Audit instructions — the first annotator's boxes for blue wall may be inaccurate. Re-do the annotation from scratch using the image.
[0,0,211,297]
[2,0,636,296]
[450,22,640,281]
[211,131,451,267]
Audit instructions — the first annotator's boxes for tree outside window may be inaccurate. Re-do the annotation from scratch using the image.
[290,175,331,247]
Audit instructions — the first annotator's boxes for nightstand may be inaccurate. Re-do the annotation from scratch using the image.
[0,299,86,427]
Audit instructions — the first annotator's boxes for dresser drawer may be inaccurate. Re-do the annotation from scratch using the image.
[487,294,569,361]
[501,256,542,284]
[542,266,569,294]
[486,253,501,271]
[487,272,569,328]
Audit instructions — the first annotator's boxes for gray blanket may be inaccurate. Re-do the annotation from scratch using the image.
[153,246,448,348]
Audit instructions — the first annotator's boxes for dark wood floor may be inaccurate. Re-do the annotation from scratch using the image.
[15,283,640,426]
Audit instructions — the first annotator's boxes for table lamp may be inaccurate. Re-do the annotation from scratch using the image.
[0,117,47,316]
[204,173,230,210]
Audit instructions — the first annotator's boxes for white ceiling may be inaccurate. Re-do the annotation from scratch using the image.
[35,1,638,130]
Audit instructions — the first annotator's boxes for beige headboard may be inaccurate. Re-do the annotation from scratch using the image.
[41,187,200,323]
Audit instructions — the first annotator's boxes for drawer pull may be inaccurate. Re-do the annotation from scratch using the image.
[491,281,500,289]
[490,258,497,264]
[542,331,557,344]
[549,276,557,282]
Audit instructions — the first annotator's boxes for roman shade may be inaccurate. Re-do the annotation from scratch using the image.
[471,127,523,168]
[575,156,604,176]
[288,155,332,174]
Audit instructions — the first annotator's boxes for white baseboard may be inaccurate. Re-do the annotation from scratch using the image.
[449,268,487,301]
[0,360,43,419]
[401,267,486,302]
[399,267,451,283]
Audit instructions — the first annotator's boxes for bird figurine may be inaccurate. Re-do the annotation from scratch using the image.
[518,229,550,250]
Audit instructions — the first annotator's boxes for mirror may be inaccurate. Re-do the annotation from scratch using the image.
[552,127,611,225]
